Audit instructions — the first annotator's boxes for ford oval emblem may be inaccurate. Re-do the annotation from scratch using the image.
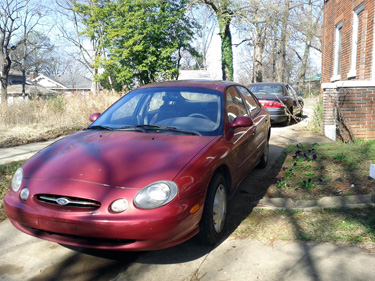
[57,198,69,206]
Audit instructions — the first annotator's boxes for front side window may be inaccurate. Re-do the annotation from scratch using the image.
[226,86,248,122]
[236,86,260,118]
[286,85,297,98]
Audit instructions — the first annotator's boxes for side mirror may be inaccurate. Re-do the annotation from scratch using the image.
[297,92,304,97]
[89,112,101,122]
[229,116,254,129]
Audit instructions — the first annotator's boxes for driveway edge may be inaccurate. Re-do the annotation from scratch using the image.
[255,194,375,210]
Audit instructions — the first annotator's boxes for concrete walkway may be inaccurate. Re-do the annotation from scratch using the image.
[0,137,63,165]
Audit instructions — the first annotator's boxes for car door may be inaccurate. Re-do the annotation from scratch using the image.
[225,86,258,183]
[236,86,268,162]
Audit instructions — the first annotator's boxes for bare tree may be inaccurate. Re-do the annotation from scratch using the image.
[276,0,290,82]
[196,0,235,81]
[15,1,45,96]
[294,0,323,89]
[235,0,279,83]
[12,31,58,76]
[55,0,101,93]
[0,0,27,105]
[190,4,216,70]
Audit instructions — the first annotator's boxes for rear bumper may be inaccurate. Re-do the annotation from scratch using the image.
[265,107,288,123]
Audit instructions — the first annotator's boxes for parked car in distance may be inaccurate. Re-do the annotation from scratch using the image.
[248,82,304,126]
[5,80,271,251]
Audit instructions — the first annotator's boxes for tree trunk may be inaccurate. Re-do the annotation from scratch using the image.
[0,55,11,106]
[297,39,311,89]
[254,29,265,82]
[1,77,8,105]
[218,16,233,81]
[270,28,277,81]
[277,0,290,82]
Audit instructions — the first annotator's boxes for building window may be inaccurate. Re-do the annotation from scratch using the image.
[332,22,342,81]
[348,4,365,79]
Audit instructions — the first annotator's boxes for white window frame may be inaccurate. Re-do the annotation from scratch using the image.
[348,3,365,79]
[331,22,343,82]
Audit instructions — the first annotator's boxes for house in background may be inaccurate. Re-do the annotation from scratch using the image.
[7,69,25,85]
[30,73,94,97]
[321,0,375,141]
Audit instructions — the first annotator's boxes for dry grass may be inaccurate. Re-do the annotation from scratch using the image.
[0,92,120,148]
[233,208,375,252]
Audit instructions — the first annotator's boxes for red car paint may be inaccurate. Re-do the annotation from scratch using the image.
[5,80,270,251]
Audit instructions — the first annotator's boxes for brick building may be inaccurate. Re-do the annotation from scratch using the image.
[321,0,375,141]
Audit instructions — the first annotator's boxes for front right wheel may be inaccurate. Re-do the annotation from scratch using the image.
[199,173,228,245]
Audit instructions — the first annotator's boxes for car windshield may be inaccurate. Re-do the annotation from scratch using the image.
[89,87,224,136]
[249,85,283,96]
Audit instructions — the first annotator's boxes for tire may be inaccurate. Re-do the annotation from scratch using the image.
[257,139,269,169]
[199,173,228,245]
[298,105,304,117]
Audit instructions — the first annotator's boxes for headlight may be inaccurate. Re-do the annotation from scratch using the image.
[134,181,178,209]
[11,168,24,192]
[20,188,29,201]
[110,198,129,213]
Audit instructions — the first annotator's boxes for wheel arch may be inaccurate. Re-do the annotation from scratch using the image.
[213,164,232,195]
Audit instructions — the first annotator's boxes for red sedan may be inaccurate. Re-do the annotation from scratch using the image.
[4,80,271,251]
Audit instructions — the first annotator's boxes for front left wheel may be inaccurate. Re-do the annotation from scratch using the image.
[199,173,228,245]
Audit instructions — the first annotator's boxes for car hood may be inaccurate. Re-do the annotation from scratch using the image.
[23,130,217,189]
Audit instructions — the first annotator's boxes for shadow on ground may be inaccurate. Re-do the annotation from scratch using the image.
[29,144,286,281]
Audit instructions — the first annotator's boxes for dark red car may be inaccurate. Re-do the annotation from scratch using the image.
[5,80,271,251]
[248,82,304,126]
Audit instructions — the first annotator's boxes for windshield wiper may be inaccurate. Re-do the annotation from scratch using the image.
[118,125,201,136]
[87,125,114,131]
[119,125,175,130]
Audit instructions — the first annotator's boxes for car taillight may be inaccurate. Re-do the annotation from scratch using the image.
[258,100,284,108]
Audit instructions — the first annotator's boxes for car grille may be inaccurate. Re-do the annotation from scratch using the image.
[37,194,101,209]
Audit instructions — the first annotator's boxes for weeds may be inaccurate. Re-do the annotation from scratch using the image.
[270,140,375,200]
[0,91,120,148]
[310,97,323,133]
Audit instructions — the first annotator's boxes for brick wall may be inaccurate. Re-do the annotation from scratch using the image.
[322,84,375,140]
[322,0,375,141]
[322,0,374,84]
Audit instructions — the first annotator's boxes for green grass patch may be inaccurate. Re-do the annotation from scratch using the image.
[270,140,375,200]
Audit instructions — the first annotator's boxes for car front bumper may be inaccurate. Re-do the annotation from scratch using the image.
[4,180,204,251]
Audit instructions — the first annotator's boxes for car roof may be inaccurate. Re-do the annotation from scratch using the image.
[137,80,241,92]
[249,82,288,87]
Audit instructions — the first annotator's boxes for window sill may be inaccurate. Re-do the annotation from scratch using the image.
[347,70,356,79]
[330,75,341,82]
